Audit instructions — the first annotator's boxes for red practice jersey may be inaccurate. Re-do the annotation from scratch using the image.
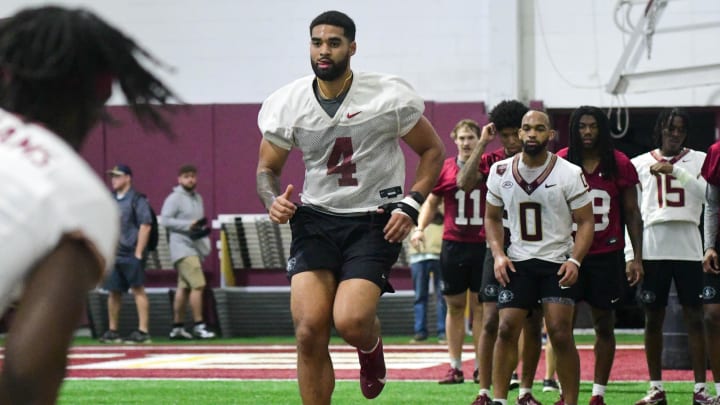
[557,148,639,255]
[702,141,720,186]
[431,157,484,243]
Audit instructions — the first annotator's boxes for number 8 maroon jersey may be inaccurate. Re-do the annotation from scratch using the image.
[556,148,639,255]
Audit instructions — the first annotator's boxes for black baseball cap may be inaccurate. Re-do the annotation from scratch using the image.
[107,163,132,176]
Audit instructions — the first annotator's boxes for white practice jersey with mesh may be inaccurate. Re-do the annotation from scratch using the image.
[625,148,707,261]
[486,153,591,263]
[258,72,424,214]
[631,148,706,225]
[0,109,119,313]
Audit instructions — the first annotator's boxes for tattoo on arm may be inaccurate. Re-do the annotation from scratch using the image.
[256,170,281,211]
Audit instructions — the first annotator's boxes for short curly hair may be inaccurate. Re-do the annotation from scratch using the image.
[488,100,528,131]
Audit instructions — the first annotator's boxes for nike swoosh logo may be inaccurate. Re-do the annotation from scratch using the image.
[545,184,557,188]
[682,159,691,162]
[347,111,362,119]
[610,298,620,303]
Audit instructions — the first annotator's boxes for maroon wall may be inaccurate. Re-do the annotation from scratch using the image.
[81,101,488,286]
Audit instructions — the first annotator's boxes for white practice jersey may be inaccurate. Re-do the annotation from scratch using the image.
[0,109,119,314]
[624,148,706,261]
[486,153,591,263]
[258,72,424,214]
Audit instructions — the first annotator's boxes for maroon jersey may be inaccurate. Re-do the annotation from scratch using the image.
[480,148,509,178]
[557,148,639,254]
[431,157,484,243]
[702,141,720,186]
[479,148,510,241]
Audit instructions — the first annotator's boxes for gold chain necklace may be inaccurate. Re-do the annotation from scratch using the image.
[317,70,353,100]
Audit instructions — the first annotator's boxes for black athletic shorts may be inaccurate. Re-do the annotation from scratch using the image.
[439,240,484,295]
[496,259,577,310]
[639,260,703,309]
[287,206,400,293]
[479,246,501,303]
[575,250,625,310]
[703,272,720,304]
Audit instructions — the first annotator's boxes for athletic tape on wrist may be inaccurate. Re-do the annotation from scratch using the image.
[567,257,581,268]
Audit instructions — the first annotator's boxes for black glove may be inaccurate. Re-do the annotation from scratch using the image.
[378,191,425,225]
[189,226,211,240]
[191,217,208,230]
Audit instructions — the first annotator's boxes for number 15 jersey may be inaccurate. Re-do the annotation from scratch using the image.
[486,153,591,263]
[258,72,424,214]
[625,148,706,261]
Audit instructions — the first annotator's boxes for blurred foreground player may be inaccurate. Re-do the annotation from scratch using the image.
[0,6,176,404]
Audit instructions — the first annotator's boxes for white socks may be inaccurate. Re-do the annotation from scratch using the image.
[650,381,664,391]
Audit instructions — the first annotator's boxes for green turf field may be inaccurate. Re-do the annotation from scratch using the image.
[58,380,702,405]
[22,333,711,404]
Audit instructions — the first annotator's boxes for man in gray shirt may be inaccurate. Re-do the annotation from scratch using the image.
[101,164,153,344]
[160,164,215,339]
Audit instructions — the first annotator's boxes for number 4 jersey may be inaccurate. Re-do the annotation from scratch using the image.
[257,72,424,214]
[486,153,591,263]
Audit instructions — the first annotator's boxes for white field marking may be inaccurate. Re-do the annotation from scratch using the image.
[69,350,469,370]
[64,377,661,383]
[64,343,643,352]
[66,344,643,371]
[68,353,125,359]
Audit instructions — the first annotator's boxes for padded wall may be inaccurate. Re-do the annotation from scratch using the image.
[80,101,488,287]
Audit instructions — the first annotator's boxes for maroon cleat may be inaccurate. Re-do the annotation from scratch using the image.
[553,395,565,405]
[635,387,667,405]
[357,337,387,399]
[470,392,492,405]
[438,367,464,384]
[589,395,607,405]
[516,392,542,405]
[693,387,718,405]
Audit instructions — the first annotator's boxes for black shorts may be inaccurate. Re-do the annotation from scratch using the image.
[479,246,501,303]
[287,206,400,293]
[575,250,625,310]
[496,259,577,310]
[439,240,485,295]
[639,260,703,309]
[104,256,145,292]
[702,272,720,304]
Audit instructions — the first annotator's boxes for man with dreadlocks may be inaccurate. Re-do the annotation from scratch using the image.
[556,106,643,405]
[627,108,714,405]
[0,6,176,403]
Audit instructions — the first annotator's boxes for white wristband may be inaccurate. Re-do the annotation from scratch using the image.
[567,257,581,268]
[400,195,421,211]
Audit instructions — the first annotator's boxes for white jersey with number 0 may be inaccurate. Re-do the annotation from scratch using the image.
[486,153,591,263]
[258,72,424,214]
[0,109,119,313]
